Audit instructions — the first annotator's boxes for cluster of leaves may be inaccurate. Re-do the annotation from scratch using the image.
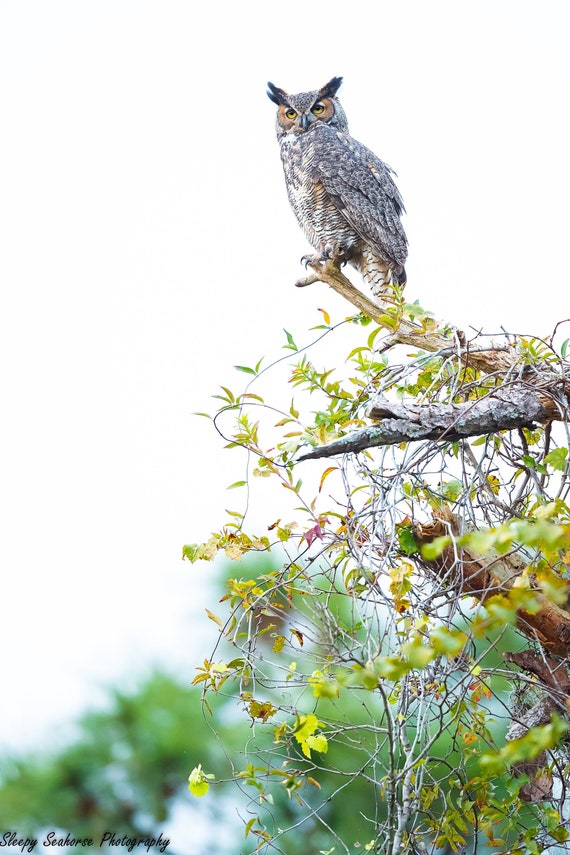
[186,307,570,854]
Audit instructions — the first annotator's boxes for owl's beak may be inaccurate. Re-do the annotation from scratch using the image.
[300,114,310,131]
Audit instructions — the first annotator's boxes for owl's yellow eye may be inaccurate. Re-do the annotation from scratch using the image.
[285,108,297,120]
[312,103,325,115]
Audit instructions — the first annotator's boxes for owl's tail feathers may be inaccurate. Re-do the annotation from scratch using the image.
[359,246,406,301]
[366,264,406,304]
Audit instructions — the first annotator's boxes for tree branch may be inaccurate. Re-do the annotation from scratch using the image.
[295,260,569,461]
[504,650,570,701]
[298,388,551,461]
[298,258,517,373]
[414,506,570,656]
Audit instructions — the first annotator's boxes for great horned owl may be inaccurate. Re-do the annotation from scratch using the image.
[267,76,407,299]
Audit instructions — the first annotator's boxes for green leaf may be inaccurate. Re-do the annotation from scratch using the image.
[442,479,462,501]
[347,346,368,360]
[401,640,436,669]
[480,714,567,775]
[484,594,517,626]
[398,526,419,555]
[182,544,199,562]
[421,535,451,560]
[545,447,568,471]
[462,528,502,554]
[551,826,569,843]
[367,325,384,349]
[374,656,411,681]
[283,329,298,351]
[471,435,487,446]
[234,365,257,375]
[429,626,468,657]
[218,385,235,403]
[308,670,340,699]
[241,392,265,402]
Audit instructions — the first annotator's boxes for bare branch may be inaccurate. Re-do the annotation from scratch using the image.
[298,257,517,373]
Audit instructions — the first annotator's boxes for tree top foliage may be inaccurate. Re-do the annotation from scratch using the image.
[186,268,570,855]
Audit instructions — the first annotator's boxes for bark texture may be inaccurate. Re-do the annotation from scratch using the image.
[300,390,553,460]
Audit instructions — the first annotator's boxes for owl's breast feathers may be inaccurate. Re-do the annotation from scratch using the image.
[279,132,348,254]
[280,124,407,277]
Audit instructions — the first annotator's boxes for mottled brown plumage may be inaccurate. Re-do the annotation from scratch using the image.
[267,77,407,299]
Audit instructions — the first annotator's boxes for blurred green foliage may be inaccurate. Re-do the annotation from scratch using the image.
[0,673,244,851]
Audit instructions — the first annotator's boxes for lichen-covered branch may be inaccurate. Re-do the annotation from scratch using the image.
[298,388,553,461]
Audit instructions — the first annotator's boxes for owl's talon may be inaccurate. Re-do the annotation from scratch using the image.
[301,249,341,269]
[300,253,321,269]
[323,244,339,260]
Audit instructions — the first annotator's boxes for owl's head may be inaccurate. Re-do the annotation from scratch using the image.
[267,77,348,139]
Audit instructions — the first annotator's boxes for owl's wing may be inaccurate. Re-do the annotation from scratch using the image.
[310,125,407,270]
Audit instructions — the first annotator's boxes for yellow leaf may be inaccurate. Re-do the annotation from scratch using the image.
[308,670,339,698]
[306,733,328,754]
[248,700,277,722]
[188,764,214,797]
[205,609,223,628]
[225,542,244,561]
[200,536,220,560]
[294,714,320,743]
[293,715,328,758]
[319,466,338,493]
[290,628,304,646]
[274,721,288,743]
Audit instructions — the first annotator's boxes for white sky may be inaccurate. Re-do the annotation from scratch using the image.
[1,1,569,751]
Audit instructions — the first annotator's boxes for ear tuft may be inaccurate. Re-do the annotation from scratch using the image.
[319,76,343,99]
[267,82,289,106]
